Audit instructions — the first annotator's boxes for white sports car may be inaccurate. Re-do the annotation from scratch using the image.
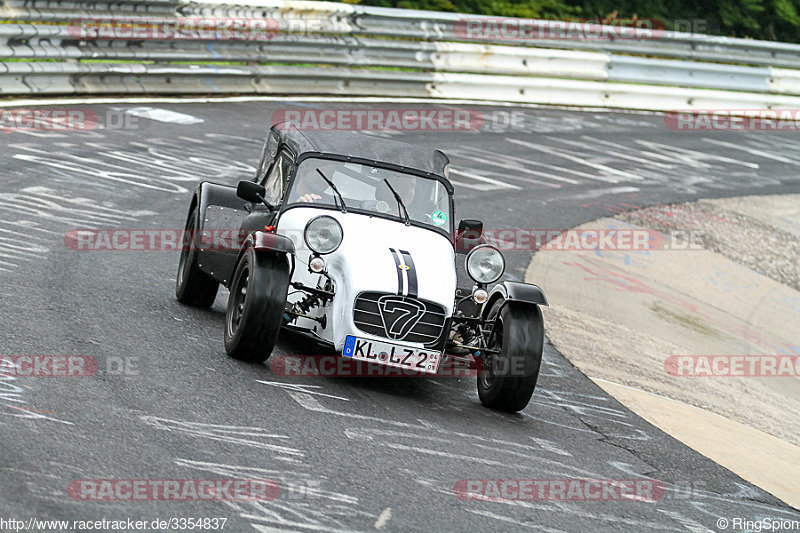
[176,124,548,411]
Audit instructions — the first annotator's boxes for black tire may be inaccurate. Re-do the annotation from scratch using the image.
[176,209,219,307]
[224,249,290,363]
[477,300,544,412]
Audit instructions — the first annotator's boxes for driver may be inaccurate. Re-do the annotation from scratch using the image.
[376,179,416,212]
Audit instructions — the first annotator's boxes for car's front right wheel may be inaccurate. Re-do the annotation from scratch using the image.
[477,300,544,412]
[224,249,290,363]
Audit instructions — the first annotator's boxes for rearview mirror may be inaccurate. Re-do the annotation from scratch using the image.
[237,180,267,204]
[456,219,483,253]
[458,219,483,240]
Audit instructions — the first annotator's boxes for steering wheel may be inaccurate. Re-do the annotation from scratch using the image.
[358,199,391,214]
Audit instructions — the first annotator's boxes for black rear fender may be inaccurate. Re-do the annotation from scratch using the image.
[189,182,251,285]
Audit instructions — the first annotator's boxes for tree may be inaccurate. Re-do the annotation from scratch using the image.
[349,0,800,42]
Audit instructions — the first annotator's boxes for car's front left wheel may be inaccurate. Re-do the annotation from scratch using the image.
[477,300,544,412]
[224,249,290,363]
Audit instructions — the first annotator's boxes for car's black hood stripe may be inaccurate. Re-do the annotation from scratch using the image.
[399,249,418,298]
[389,248,405,296]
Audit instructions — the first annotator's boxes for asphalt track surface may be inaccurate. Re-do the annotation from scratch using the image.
[1,100,799,532]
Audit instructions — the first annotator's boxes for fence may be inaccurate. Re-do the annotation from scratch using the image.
[2,0,800,110]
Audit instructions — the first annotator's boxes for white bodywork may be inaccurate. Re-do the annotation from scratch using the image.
[277,207,457,351]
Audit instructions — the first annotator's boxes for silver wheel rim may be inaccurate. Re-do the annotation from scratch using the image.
[481,317,502,389]
[227,264,249,338]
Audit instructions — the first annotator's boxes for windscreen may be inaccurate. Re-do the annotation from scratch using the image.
[287,158,451,230]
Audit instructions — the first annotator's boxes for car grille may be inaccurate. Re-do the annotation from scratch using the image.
[353,292,447,346]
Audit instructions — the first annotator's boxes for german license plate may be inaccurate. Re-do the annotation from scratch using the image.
[343,335,441,374]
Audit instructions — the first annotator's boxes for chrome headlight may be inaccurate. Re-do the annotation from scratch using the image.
[304,215,343,255]
[466,245,505,284]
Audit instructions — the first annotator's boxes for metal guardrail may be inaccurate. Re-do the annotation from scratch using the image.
[0,25,611,79]
[3,0,800,110]
[346,7,800,69]
[0,61,433,95]
[606,56,771,92]
[6,0,800,68]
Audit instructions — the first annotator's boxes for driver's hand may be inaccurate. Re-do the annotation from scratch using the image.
[298,193,322,203]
